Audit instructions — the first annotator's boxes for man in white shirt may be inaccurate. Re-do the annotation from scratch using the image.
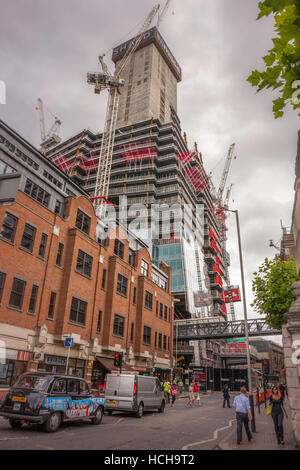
[232,386,252,445]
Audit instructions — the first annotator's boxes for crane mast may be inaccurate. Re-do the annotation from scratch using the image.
[37,98,62,154]
[87,4,160,218]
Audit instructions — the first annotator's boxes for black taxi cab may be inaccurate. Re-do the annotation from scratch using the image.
[0,372,106,432]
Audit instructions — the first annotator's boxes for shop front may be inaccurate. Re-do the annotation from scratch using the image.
[0,349,29,390]
[37,354,85,378]
[153,367,171,382]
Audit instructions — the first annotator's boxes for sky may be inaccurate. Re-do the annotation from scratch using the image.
[1,0,299,344]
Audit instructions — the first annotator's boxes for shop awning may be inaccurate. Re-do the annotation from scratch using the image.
[95,356,134,372]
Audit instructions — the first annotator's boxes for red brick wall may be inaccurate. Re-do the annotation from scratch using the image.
[0,190,173,361]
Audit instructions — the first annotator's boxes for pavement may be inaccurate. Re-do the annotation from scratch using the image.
[218,398,299,451]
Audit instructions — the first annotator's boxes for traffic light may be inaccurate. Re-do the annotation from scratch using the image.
[114,352,123,369]
[262,359,269,375]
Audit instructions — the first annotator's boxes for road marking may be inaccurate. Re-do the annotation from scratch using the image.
[182,418,236,450]
[0,437,29,441]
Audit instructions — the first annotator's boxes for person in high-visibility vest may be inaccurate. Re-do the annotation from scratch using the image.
[163,381,171,404]
[178,379,184,394]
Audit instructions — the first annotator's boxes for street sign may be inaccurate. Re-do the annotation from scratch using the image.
[64,337,73,347]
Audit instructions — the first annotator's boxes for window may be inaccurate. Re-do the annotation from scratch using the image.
[0,272,6,303]
[130,322,134,342]
[113,314,124,337]
[114,239,124,259]
[164,305,168,321]
[54,200,62,215]
[128,249,135,266]
[52,379,66,394]
[133,287,136,305]
[101,269,107,289]
[76,249,93,277]
[20,223,36,253]
[145,291,153,310]
[9,278,26,309]
[158,333,162,349]
[48,291,56,319]
[163,335,167,350]
[75,209,91,235]
[28,284,38,314]
[38,233,47,258]
[79,380,90,395]
[159,303,163,318]
[141,259,149,277]
[24,179,50,208]
[168,337,170,351]
[56,242,64,267]
[0,212,18,243]
[70,297,87,326]
[117,273,128,297]
[143,326,151,345]
[96,310,102,333]
[67,379,79,394]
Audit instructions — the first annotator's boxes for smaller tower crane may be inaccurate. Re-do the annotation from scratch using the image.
[36,98,61,154]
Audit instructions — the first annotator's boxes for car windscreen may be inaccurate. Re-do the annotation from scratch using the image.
[13,375,50,392]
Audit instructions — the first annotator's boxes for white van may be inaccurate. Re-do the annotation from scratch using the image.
[105,374,165,418]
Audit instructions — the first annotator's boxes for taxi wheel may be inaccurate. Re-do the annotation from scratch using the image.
[91,406,103,425]
[9,419,23,429]
[43,412,62,433]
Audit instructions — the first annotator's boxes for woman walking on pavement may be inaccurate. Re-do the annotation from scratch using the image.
[269,385,288,445]
[186,381,195,408]
[194,382,201,407]
[170,382,177,407]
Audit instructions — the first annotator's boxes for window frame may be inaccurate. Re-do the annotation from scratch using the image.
[113,314,125,338]
[116,273,128,297]
[145,290,153,310]
[0,212,18,243]
[38,233,48,258]
[56,242,64,267]
[20,223,36,253]
[9,277,26,310]
[76,249,93,278]
[28,284,39,314]
[69,297,87,326]
[143,325,151,346]
[47,291,56,320]
[0,272,6,303]
[75,209,91,236]
[114,239,124,260]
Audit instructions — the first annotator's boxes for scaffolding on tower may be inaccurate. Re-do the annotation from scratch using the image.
[177,150,210,195]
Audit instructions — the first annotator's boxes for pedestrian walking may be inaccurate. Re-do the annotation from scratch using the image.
[194,382,201,407]
[186,381,195,408]
[232,385,252,445]
[171,382,177,407]
[223,384,231,408]
[269,386,288,445]
[178,379,184,394]
[278,382,286,401]
[163,381,171,404]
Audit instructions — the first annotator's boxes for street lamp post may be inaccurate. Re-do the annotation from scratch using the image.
[228,209,256,432]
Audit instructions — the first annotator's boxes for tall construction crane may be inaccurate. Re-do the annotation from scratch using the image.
[87,4,160,218]
[215,145,236,321]
[36,98,62,154]
[157,0,171,27]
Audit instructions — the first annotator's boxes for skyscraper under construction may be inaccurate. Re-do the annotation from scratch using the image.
[47,27,234,368]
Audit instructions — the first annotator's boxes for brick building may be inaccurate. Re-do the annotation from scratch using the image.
[0,119,174,396]
[249,338,284,383]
